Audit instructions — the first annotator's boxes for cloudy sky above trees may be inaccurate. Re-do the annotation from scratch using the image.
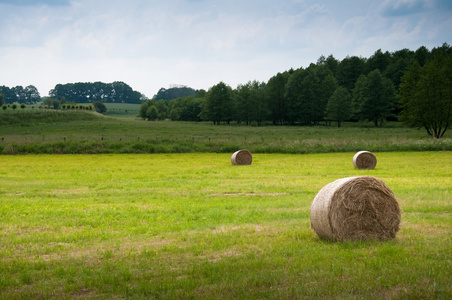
[0,0,451,98]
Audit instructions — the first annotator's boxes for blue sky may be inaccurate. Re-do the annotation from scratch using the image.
[0,0,451,98]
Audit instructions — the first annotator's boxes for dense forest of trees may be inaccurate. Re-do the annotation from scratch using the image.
[140,44,452,134]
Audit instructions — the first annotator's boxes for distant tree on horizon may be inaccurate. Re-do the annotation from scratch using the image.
[93,101,107,114]
[153,86,197,101]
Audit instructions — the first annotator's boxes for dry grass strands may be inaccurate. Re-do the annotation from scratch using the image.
[310,176,401,241]
[353,151,377,169]
[231,149,253,165]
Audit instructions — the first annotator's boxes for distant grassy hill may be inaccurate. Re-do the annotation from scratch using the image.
[0,109,101,126]
[0,109,451,154]
[69,103,141,118]
[103,103,141,118]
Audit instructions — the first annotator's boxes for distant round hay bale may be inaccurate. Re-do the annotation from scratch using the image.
[353,151,377,169]
[231,149,252,165]
[310,176,401,241]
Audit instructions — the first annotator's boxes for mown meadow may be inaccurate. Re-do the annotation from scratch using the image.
[0,152,451,299]
[0,108,451,299]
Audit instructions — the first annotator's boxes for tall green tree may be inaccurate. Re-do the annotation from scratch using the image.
[155,100,168,120]
[325,86,352,127]
[285,65,336,125]
[266,72,290,125]
[235,80,268,126]
[146,105,159,121]
[23,85,41,104]
[316,73,338,122]
[202,82,233,125]
[252,81,268,126]
[317,54,340,77]
[138,100,153,120]
[399,49,452,138]
[366,49,391,74]
[284,68,309,124]
[384,48,415,91]
[351,74,367,119]
[337,56,365,91]
[353,69,396,127]
[0,94,4,106]
[12,86,25,104]
[234,82,253,125]
[414,46,431,67]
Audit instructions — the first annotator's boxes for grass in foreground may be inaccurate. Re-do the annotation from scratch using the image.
[0,152,451,299]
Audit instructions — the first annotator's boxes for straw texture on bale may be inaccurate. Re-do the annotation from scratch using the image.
[231,149,253,165]
[310,176,400,241]
[353,151,377,169]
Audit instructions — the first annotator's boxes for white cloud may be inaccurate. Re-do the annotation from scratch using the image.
[0,0,450,97]
[379,0,426,16]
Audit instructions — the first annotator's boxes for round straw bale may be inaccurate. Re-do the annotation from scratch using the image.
[231,149,252,165]
[310,176,400,241]
[353,151,377,169]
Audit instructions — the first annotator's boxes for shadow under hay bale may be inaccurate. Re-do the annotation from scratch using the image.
[353,151,377,169]
[310,176,400,241]
[231,149,252,165]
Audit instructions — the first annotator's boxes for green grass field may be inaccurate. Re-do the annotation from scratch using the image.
[1,109,451,154]
[103,103,141,118]
[1,152,451,299]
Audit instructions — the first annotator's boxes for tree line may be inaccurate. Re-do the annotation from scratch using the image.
[0,85,41,105]
[139,44,452,138]
[0,81,146,106]
[49,81,145,104]
[2,44,450,138]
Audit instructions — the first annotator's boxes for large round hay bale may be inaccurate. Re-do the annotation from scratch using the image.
[310,176,400,241]
[353,151,377,169]
[231,149,252,165]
